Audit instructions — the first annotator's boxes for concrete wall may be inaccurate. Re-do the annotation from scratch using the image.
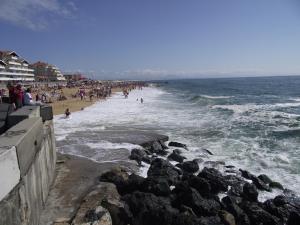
[0,106,56,225]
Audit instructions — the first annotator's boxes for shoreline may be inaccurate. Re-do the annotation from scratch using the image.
[51,87,122,116]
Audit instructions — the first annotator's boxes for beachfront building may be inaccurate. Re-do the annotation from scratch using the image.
[0,51,35,82]
[64,73,86,81]
[30,61,66,82]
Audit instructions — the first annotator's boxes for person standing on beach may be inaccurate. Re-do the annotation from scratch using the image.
[141,98,143,103]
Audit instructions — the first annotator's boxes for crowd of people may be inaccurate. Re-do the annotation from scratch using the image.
[0,80,147,113]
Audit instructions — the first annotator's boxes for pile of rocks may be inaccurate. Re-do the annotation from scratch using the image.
[95,140,300,225]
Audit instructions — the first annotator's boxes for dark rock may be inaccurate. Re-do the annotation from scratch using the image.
[198,216,223,225]
[287,211,300,225]
[122,191,179,225]
[177,160,199,173]
[101,199,133,225]
[168,141,187,149]
[251,176,271,192]
[188,176,211,197]
[141,177,171,196]
[171,211,199,225]
[243,183,258,202]
[193,158,204,164]
[219,210,236,225]
[241,201,281,225]
[159,140,169,149]
[173,186,221,216]
[129,148,151,165]
[222,196,250,225]
[84,209,106,222]
[269,181,284,190]
[198,167,228,194]
[258,174,273,184]
[99,167,129,186]
[168,150,186,163]
[147,158,181,185]
[239,169,254,180]
[225,165,236,169]
[239,169,271,191]
[203,148,214,155]
[117,173,145,195]
[151,141,163,153]
[263,199,290,223]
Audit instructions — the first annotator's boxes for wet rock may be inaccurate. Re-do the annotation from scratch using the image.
[198,167,228,194]
[263,199,290,223]
[129,149,151,165]
[151,141,163,153]
[171,211,200,225]
[198,216,223,225]
[203,148,214,155]
[243,183,258,202]
[225,165,235,169]
[99,167,129,185]
[239,169,271,191]
[147,158,181,185]
[251,176,271,192]
[167,150,186,163]
[83,206,112,225]
[188,176,211,197]
[269,181,284,190]
[101,199,133,225]
[159,140,169,149]
[177,160,199,173]
[258,174,273,184]
[117,173,145,195]
[241,201,281,225]
[222,196,250,225]
[287,211,300,225]
[173,186,221,216]
[239,169,254,180]
[219,210,236,225]
[141,177,171,196]
[122,191,178,225]
[168,141,187,149]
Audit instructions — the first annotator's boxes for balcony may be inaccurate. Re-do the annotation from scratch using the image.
[8,61,21,66]
[0,71,34,77]
[9,67,34,72]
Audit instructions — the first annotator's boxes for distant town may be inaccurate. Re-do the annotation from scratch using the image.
[0,50,85,83]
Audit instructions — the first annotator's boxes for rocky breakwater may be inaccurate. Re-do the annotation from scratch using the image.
[58,139,300,225]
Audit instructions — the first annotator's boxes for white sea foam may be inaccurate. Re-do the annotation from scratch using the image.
[201,95,233,99]
[54,86,300,198]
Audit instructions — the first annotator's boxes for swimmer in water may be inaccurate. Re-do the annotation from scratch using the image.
[65,108,71,117]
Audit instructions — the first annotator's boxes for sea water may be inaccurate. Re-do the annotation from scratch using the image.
[54,76,300,199]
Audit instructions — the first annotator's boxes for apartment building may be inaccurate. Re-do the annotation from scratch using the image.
[30,61,66,82]
[0,51,35,82]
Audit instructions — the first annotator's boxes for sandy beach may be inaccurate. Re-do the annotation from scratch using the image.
[50,87,122,115]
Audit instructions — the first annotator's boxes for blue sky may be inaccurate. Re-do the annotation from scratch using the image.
[1,0,300,79]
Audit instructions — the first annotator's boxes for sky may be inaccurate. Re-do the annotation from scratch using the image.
[1,0,300,80]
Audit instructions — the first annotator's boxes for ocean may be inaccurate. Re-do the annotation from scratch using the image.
[54,76,300,200]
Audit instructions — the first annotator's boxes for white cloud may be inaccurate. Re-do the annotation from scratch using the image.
[0,0,77,30]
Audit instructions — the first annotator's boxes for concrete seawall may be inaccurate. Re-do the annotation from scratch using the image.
[0,106,56,225]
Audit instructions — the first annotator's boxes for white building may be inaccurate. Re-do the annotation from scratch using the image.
[30,61,66,82]
[51,66,66,81]
[0,51,35,82]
